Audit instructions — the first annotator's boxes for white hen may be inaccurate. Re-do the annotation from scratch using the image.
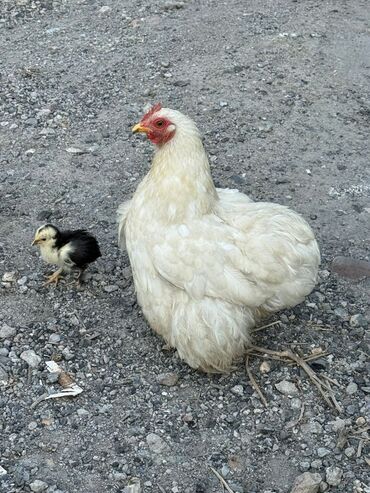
[118,104,320,372]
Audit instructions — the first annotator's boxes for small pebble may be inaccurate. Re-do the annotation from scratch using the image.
[49,334,61,344]
[326,466,343,486]
[99,5,112,14]
[344,446,355,458]
[30,480,48,492]
[104,284,119,293]
[346,382,358,395]
[311,460,322,469]
[290,471,322,493]
[259,361,271,373]
[350,314,367,327]
[157,372,179,387]
[231,384,244,396]
[2,271,16,283]
[62,347,74,360]
[291,397,302,409]
[0,323,17,339]
[275,380,299,396]
[20,350,41,368]
[317,447,330,458]
[0,367,9,385]
[77,408,89,417]
[47,372,60,384]
[146,433,168,453]
[66,146,86,155]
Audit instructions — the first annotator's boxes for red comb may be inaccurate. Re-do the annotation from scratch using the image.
[142,103,162,121]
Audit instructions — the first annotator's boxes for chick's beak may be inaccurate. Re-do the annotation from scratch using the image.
[132,123,150,134]
[31,238,40,246]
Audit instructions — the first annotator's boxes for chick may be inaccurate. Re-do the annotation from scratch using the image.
[32,224,101,285]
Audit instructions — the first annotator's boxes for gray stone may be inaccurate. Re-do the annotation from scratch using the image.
[344,446,355,458]
[65,146,87,155]
[231,384,244,396]
[146,433,168,453]
[30,480,48,492]
[47,372,60,383]
[2,271,16,283]
[0,367,9,385]
[346,382,358,395]
[311,460,322,469]
[350,314,367,327]
[301,421,323,434]
[0,323,16,339]
[299,461,310,472]
[49,333,61,344]
[317,448,330,458]
[290,472,322,493]
[275,380,299,396]
[157,372,179,387]
[20,350,41,368]
[62,347,74,360]
[123,481,141,493]
[331,418,346,432]
[325,466,343,486]
[291,397,302,409]
[99,6,112,14]
[77,408,89,417]
[334,307,349,319]
[104,284,119,293]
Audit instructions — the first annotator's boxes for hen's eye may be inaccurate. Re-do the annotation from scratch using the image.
[156,120,164,127]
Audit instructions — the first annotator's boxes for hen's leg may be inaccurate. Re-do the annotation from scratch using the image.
[45,268,63,285]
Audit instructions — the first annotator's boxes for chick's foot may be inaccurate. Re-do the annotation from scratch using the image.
[44,269,63,285]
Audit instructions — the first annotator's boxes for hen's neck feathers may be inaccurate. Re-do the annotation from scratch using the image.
[135,110,217,223]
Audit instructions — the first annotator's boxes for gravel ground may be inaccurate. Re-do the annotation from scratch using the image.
[0,1,369,492]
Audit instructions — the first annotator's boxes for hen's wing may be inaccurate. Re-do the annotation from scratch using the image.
[117,200,132,250]
[151,193,319,309]
[151,216,280,307]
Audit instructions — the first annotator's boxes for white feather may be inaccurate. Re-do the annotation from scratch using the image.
[118,108,320,372]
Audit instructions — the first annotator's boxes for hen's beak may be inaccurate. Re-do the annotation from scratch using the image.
[132,123,150,134]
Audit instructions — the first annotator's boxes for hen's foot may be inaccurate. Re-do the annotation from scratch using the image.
[44,270,63,285]
[246,345,341,412]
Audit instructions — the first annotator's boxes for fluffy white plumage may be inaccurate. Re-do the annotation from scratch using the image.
[118,107,320,372]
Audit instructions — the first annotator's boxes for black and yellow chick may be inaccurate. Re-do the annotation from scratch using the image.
[32,224,101,285]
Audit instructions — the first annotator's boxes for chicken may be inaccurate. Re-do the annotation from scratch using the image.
[32,224,101,285]
[118,104,320,372]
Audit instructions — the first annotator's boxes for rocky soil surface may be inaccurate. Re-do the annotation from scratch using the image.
[0,1,369,492]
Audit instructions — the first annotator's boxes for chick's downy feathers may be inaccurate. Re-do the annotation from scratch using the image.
[118,105,320,372]
[33,224,101,283]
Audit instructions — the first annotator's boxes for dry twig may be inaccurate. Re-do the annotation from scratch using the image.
[252,320,281,333]
[247,345,340,411]
[245,356,268,407]
[286,403,305,429]
[210,467,235,493]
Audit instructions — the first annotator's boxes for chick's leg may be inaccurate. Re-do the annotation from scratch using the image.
[75,267,85,286]
[45,268,63,285]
